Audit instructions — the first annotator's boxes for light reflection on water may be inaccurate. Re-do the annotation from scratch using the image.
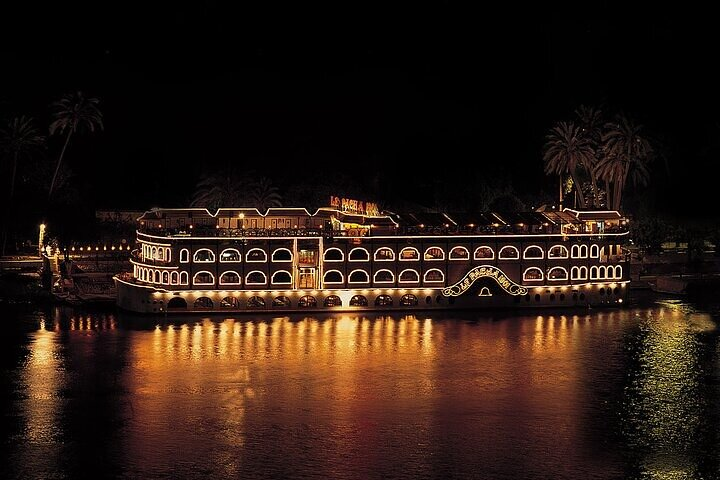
[2,303,719,479]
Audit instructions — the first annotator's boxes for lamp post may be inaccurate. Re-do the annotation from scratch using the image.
[38,223,46,257]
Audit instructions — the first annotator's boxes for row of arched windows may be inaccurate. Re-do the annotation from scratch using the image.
[165,244,607,265]
[134,266,293,286]
[322,268,444,285]
[142,244,171,262]
[323,244,602,262]
[522,265,623,282]
[179,247,294,263]
[174,293,425,310]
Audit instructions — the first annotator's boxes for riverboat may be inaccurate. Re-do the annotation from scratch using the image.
[115,202,629,313]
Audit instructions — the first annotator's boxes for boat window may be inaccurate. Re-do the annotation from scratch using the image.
[323,270,344,284]
[398,269,420,283]
[498,246,519,259]
[271,248,292,262]
[246,248,267,262]
[349,295,368,306]
[548,245,569,258]
[248,296,265,308]
[193,248,215,262]
[193,297,213,309]
[219,271,241,285]
[348,248,370,262]
[193,271,215,285]
[424,247,445,260]
[221,297,239,308]
[324,295,342,307]
[273,296,291,307]
[423,269,445,283]
[298,295,317,308]
[324,248,344,262]
[399,247,419,261]
[373,269,394,284]
[449,246,469,260]
[400,294,418,306]
[473,246,494,260]
[374,295,393,307]
[523,246,543,259]
[271,270,292,285]
[348,269,369,283]
[548,267,568,280]
[220,248,241,262]
[374,247,395,261]
[246,271,267,285]
[523,267,543,281]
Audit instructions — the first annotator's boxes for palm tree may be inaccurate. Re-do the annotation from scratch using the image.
[48,91,103,197]
[595,114,653,210]
[543,121,595,208]
[191,168,250,210]
[0,116,44,199]
[574,105,603,206]
[248,177,282,211]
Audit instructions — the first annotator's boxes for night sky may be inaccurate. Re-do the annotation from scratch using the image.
[2,4,718,216]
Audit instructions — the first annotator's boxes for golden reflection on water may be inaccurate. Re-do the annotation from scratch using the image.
[14,304,720,479]
[625,303,716,479]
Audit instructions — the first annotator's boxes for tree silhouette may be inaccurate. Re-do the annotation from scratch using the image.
[543,121,594,208]
[48,91,103,197]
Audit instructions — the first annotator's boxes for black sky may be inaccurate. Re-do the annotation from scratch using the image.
[2,3,719,214]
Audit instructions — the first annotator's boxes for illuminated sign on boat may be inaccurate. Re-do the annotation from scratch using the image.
[443,265,528,297]
[329,196,379,216]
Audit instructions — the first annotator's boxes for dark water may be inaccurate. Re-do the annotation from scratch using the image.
[2,298,720,479]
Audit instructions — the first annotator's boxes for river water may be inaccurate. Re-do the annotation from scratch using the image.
[2,297,720,479]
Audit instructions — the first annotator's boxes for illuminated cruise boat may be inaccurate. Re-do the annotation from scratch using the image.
[115,199,630,313]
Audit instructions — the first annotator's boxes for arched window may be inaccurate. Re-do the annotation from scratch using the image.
[474,246,494,260]
[273,296,291,307]
[548,267,568,280]
[423,269,445,283]
[424,247,445,260]
[398,269,420,283]
[193,248,215,262]
[170,271,179,285]
[298,295,317,308]
[323,270,344,284]
[151,246,158,259]
[219,271,241,285]
[348,247,370,262]
[324,295,342,307]
[247,296,265,308]
[161,271,169,284]
[180,248,189,263]
[271,248,292,262]
[323,247,344,262]
[271,270,292,285]
[221,297,239,308]
[548,245,569,259]
[400,294,418,306]
[157,248,164,260]
[498,246,519,259]
[598,266,607,279]
[194,297,213,309]
[590,266,599,279]
[165,248,171,262]
[246,248,267,262]
[449,246,469,260]
[348,269,369,284]
[154,270,160,283]
[571,245,581,258]
[399,247,419,261]
[373,269,395,284]
[615,265,622,279]
[180,272,188,285]
[167,297,187,309]
[523,246,544,259]
[374,247,395,261]
[579,266,588,280]
[350,295,368,306]
[246,271,267,285]
[571,266,583,280]
[523,267,544,281]
[193,271,215,285]
[375,295,393,307]
[590,244,599,258]
[220,248,241,262]
[580,245,588,257]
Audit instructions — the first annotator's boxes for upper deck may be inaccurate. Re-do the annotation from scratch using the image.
[136,207,629,239]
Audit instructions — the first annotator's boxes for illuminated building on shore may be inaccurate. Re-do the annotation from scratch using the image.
[115,200,629,313]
